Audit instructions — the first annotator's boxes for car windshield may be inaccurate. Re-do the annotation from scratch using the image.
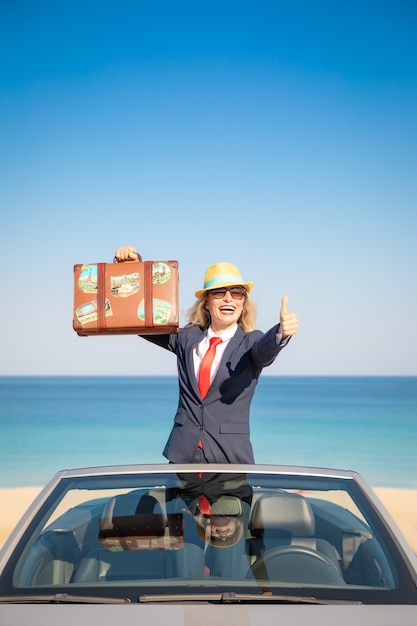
[1,468,413,604]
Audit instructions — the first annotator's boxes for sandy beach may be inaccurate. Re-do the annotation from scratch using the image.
[0,485,416,554]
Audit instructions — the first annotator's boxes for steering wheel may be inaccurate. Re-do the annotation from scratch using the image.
[249,545,345,584]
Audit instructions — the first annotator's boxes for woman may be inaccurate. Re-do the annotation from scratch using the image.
[115,245,298,463]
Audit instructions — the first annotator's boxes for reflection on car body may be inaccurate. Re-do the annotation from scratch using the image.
[0,464,416,624]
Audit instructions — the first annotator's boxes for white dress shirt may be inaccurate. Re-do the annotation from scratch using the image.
[193,325,238,385]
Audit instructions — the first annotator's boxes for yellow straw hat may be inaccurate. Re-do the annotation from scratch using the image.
[195,262,254,299]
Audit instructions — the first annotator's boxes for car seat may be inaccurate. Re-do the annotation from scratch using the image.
[72,489,169,582]
[246,492,344,584]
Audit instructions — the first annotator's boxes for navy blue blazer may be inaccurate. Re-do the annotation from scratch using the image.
[144,324,288,463]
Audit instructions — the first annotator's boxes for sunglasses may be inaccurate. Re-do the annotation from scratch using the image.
[208,287,247,300]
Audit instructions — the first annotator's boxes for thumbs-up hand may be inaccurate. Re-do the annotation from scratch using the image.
[280,295,298,339]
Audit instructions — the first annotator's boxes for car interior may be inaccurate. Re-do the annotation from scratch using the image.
[12,475,397,592]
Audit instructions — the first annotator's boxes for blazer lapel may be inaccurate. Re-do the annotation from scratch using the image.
[185,326,206,397]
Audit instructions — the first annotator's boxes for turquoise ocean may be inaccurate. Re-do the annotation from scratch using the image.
[0,376,416,489]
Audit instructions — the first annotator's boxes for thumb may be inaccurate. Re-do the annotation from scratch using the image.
[280,295,288,317]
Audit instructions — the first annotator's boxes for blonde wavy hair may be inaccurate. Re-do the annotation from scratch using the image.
[187,293,257,332]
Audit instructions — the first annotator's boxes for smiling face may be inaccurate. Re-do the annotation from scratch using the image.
[209,516,238,541]
[205,286,246,333]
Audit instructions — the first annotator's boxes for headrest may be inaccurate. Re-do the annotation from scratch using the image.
[249,493,315,537]
[101,490,165,524]
[99,490,179,552]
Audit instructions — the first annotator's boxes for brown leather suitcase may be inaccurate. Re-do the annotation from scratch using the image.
[73,258,179,336]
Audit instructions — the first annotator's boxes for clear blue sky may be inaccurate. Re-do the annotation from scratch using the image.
[1,0,416,376]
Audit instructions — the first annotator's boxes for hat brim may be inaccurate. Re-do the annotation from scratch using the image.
[195,281,253,299]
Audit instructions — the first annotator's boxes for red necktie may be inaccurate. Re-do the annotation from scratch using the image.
[198,336,222,399]
[198,494,212,515]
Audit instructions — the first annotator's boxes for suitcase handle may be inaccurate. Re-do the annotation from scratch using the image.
[113,250,143,263]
